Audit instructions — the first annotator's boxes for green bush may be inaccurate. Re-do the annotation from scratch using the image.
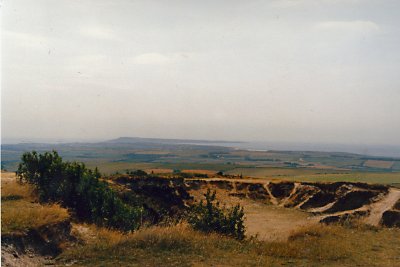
[188,189,245,240]
[130,170,148,177]
[16,151,141,231]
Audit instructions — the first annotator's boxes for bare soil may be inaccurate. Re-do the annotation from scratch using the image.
[364,188,400,226]
[187,177,400,241]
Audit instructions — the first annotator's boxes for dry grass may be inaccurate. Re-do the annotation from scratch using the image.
[1,174,36,201]
[261,224,400,266]
[2,201,69,234]
[60,224,256,266]
[1,172,69,235]
[59,222,400,267]
[71,223,128,246]
[265,225,353,261]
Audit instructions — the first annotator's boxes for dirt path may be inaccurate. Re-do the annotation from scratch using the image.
[364,188,400,226]
[243,199,319,241]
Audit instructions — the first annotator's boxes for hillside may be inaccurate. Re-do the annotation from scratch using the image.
[2,163,400,266]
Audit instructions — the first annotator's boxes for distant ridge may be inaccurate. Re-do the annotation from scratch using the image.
[104,137,244,145]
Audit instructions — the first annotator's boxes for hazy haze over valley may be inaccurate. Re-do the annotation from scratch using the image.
[2,0,400,149]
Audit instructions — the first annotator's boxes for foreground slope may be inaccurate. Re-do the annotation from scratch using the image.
[2,171,400,266]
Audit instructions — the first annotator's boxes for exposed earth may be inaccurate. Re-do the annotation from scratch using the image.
[2,172,400,266]
[184,178,400,241]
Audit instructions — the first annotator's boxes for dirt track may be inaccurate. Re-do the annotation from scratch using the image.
[364,188,400,226]
[241,199,318,241]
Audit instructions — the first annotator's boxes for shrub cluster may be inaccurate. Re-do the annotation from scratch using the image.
[188,189,245,240]
[171,172,208,178]
[16,151,141,231]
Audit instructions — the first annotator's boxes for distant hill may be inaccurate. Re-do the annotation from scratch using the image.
[104,137,243,145]
[2,137,399,174]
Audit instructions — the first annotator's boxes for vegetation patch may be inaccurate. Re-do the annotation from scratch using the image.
[2,200,69,235]
[1,177,69,235]
[59,223,400,267]
[60,224,248,266]
[16,151,142,231]
[1,177,35,201]
[188,189,245,240]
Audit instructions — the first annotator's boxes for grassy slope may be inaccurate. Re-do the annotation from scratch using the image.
[59,224,400,267]
[2,172,400,266]
[1,172,69,234]
[1,201,69,234]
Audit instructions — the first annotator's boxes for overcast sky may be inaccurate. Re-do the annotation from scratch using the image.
[2,0,400,145]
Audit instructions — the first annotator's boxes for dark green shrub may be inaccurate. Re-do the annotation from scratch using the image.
[188,189,245,240]
[16,151,141,231]
[130,170,148,177]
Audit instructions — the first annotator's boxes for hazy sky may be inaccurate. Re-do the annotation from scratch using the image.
[2,0,400,145]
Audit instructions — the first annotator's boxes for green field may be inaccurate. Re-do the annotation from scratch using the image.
[91,161,400,186]
[226,167,400,186]
[3,139,400,186]
[84,161,244,175]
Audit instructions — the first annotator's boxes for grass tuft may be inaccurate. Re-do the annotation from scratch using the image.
[2,201,70,234]
[1,173,69,234]
[1,175,36,201]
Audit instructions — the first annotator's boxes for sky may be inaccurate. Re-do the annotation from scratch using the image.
[2,0,400,145]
